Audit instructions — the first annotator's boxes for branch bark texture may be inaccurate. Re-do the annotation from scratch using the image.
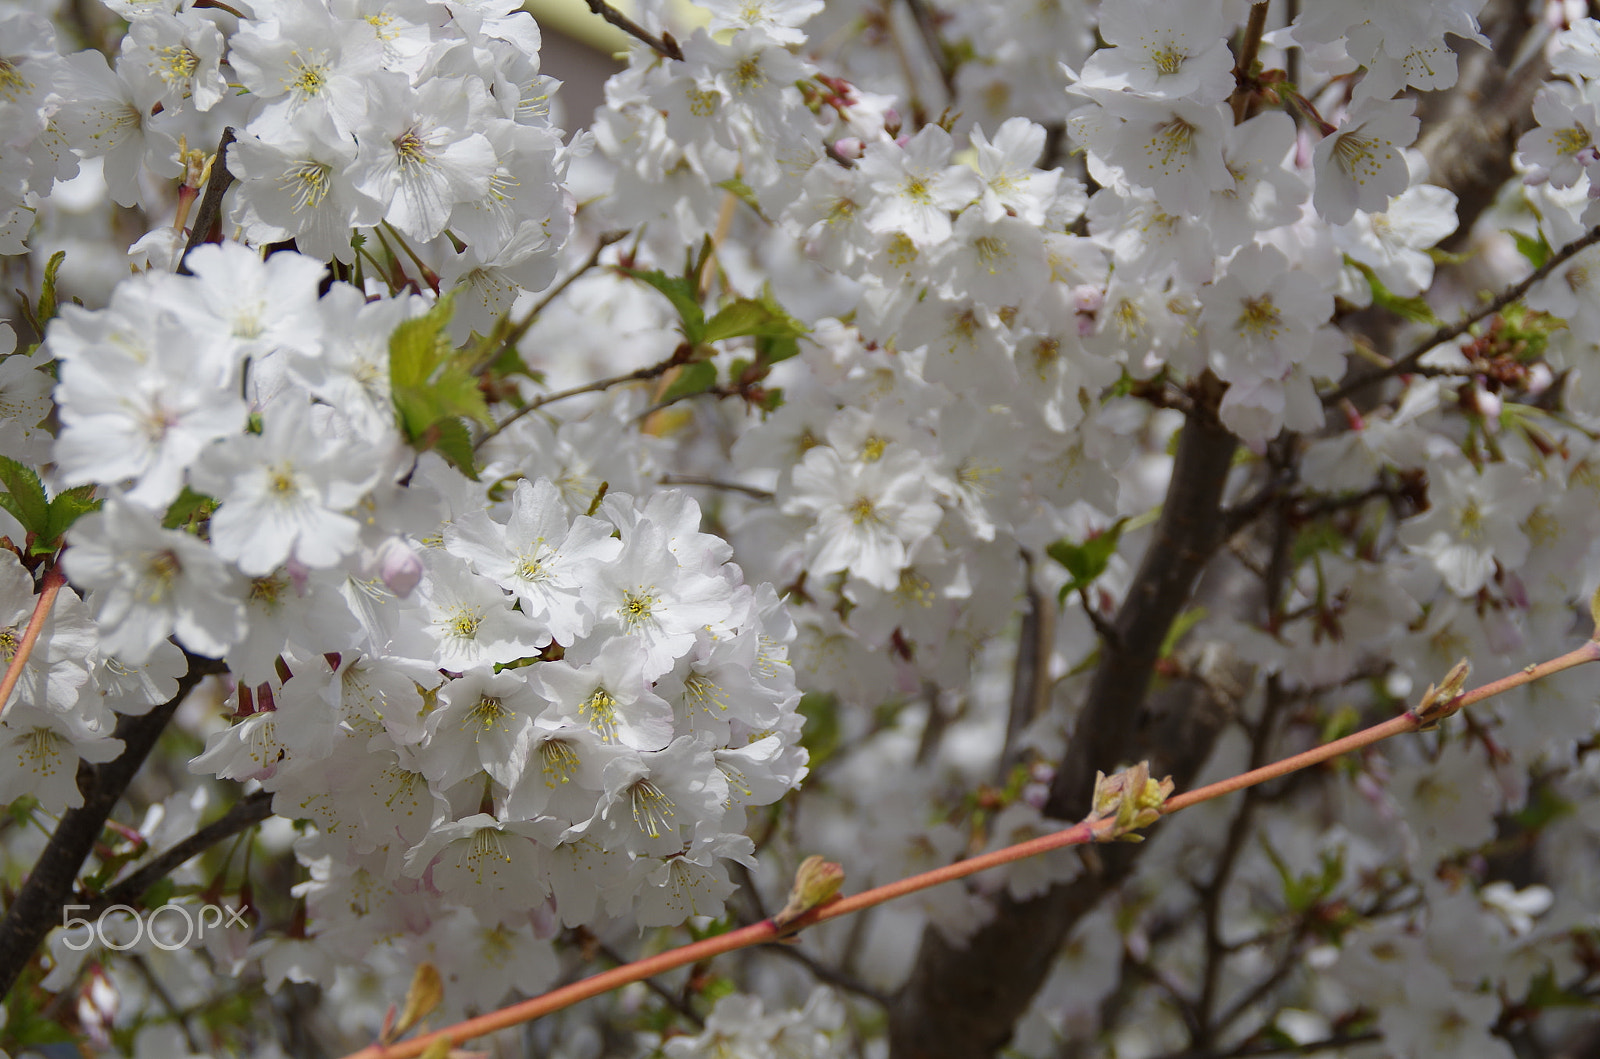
[0,654,223,999]
[887,382,1240,1059]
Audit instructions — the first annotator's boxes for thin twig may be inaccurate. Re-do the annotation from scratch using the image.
[1230,3,1272,124]
[1323,224,1600,404]
[127,954,202,1053]
[1145,1030,1382,1059]
[582,0,683,60]
[82,790,275,916]
[759,942,893,1008]
[0,563,66,724]
[658,475,775,500]
[176,128,236,276]
[471,232,628,377]
[474,351,687,451]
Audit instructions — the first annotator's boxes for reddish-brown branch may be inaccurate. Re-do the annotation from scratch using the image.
[335,640,1600,1059]
[0,563,66,722]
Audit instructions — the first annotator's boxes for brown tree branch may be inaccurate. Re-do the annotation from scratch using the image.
[80,789,274,917]
[1324,224,1600,405]
[887,377,1241,1059]
[176,128,236,276]
[582,0,683,60]
[0,652,227,999]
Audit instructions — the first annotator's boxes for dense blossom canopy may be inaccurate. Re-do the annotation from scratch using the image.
[4,1,1600,1057]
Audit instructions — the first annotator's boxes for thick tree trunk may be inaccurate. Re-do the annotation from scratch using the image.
[888,386,1239,1059]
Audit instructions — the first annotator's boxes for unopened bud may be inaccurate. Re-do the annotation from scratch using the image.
[365,537,424,597]
[1410,658,1471,731]
[1085,761,1173,841]
[773,854,845,935]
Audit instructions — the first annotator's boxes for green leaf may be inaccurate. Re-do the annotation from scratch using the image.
[1425,246,1472,267]
[618,266,706,343]
[702,291,808,346]
[162,486,218,530]
[138,875,176,910]
[659,360,718,404]
[757,333,800,365]
[1345,257,1439,325]
[0,455,50,538]
[1508,228,1551,269]
[388,298,452,394]
[389,294,493,457]
[36,250,66,328]
[715,175,764,217]
[486,344,538,382]
[1047,517,1128,604]
[427,417,479,481]
[35,485,100,554]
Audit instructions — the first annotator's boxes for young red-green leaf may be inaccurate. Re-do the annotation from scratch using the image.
[1047,517,1128,605]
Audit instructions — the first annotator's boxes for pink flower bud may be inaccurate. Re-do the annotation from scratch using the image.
[366,537,423,597]
[833,137,864,159]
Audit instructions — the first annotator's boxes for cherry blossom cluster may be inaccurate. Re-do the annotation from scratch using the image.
[5,0,571,326]
[9,0,1600,1055]
[13,241,808,1002]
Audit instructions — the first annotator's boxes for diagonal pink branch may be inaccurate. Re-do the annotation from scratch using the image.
[336,638,1600,1059]
[0,563,66,722]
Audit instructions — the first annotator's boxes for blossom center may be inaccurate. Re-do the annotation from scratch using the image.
[1235,294,1283,339]
[283,161,332,213]
[684,671,728,714]
[621,588,656,628]
[974,235,1008,272]
[1149,117,1197,167]
[629,779,676,838]
[1556,126,1590,156]
[1149,44,1186,76]
[541,738,578,786]
[580,687,619,741]
[1330,129,1388,182]
[0,60,28,102]
[464,695,508,737]
[286,51,328,98]
[158,44,199,87]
